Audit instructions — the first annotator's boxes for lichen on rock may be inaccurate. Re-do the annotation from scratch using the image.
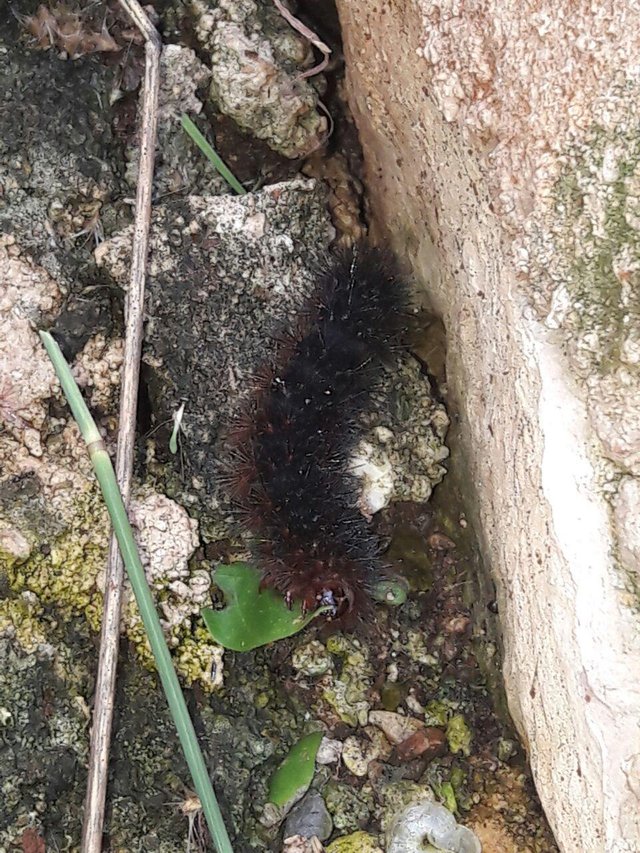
[126,43,228,197]
[190,0,328,158]
[322,635,373,728]
[0,238,222,688]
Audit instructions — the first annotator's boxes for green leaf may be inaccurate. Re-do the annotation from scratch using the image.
[202,563,325,652]
[435,780,458,814]
[268,732,323,807]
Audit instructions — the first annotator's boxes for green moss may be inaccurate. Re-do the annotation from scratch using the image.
[323,635,373,727]
[326,831,383,853]
[173,625,223,692]
[379,680,408,711]
[324,780,375,832]
[423,700,449,728]
[2,488,108,630]
[0,596,48,654]
[552,127,640,373]
[447,714,472,757]
[1,487,222,689]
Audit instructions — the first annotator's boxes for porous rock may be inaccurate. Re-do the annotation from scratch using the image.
[0,239,221,689]
[190,0,327,158]
[126,44,227,197]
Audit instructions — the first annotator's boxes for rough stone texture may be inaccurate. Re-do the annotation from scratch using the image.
[0,617,221,853]
[283,790,333,842]
[126,44,228,197]
[72,332,124,412]
[0,20,124,295]
[334,1,640,851]
[190,0,327,158]
[0,238,222,690]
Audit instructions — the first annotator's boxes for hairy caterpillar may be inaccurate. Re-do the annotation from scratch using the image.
[225,244,409,624]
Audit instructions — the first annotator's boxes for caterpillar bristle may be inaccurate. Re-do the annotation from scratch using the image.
[222,243,410,626]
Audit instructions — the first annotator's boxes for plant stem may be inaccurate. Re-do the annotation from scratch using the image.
[40,331,233,853]
[83,4,161,850]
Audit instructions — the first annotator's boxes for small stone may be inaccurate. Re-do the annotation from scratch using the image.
[497,738,517,761]
[379,680,407,711]
[405,692,425,716]
[0,527,32,562]
[282,836,325,853]
[316,736,343,765]
[368,710,424,745]
[342,733,387,777]
[427,532,456,551]
[292,640,333,677]
[324,781,374,832]
[284,791,333,842]
[395,727,446,762]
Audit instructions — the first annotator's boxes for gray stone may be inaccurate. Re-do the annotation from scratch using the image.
[284,790,333,842]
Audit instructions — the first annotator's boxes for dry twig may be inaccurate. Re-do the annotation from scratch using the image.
[271,0,331,79]
[81,3,161,851]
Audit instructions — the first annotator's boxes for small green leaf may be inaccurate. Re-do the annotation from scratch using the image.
[202,563,325,651]
[268,732,323,807]
[434,780,458,814]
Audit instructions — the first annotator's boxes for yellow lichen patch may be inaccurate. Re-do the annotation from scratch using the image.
[326,831,383,853]
[0,595,49,654]
[121,604,224,692]
[3,488,108,630]
[174,626,224,692]
[322,635,373,728]
[1,487,223,690]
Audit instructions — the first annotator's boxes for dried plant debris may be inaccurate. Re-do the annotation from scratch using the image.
[19,1,150,79]
[22,3,119,57]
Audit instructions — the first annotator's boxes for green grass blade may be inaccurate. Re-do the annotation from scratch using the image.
[181,114,247,195]
[39,331,234,853]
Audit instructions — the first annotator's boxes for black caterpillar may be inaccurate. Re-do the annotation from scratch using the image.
[225,244,409,625]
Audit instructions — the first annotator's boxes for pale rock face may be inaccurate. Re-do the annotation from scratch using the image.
[334,0,640,850]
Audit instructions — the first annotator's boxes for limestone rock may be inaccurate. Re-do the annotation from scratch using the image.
[334,0,640,849]
[190,0,327,158]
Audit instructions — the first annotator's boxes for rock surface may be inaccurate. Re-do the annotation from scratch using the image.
[190,0,327,158]
[334,1,640,850]
[283,790,333,842]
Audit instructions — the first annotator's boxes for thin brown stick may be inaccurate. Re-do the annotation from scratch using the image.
[271,0,331,79]
[81,4,160,851]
